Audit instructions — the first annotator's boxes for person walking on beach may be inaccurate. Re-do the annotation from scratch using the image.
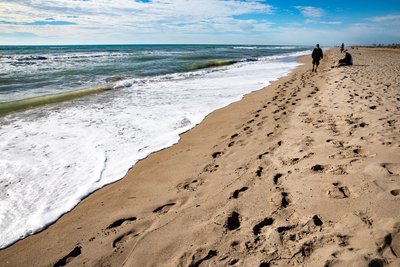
[340,43,345,53]
[311,44,323,72]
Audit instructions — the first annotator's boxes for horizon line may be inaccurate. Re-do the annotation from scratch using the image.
[0,43,312,46]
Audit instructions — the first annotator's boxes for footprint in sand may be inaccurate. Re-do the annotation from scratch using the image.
[328,182,350,199]
[256,166,263,177]
[112,231,138,248]
[153,202,175,214]
[258,151,269,159]
[225,212,241,231]
[390,223,400,257]
[329,145,369,159]
[336,234,350,247]
[212,151,223,159]
[312,215,323,226]
[188,249,218,267]
[259,261,271,267]
[177,178,203,192]
[311,164,325,172]
[270,191,291,208]
[390,189,400,196]
[107,217,137,229]
[277,226,296,241]
[364,163,400,177]
[53,246,82,267]
[281,192,291,208]
[298,111,309,117]
[203,163,219,173]
[368,258,385,267]
[230,187,248,199]
[273,173,283,184]
[227,258,239,265]
[231,133,239,139]
[253,217,274,236]
[354,210,373,227]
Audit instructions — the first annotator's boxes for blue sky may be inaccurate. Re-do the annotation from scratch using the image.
[0,0,399,45]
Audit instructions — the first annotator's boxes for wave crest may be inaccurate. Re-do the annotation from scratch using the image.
[187,60,239,71]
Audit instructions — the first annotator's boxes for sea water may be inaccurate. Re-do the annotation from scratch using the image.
[0,45,310,248]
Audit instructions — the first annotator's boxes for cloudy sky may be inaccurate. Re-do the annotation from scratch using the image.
[0,0,399,45]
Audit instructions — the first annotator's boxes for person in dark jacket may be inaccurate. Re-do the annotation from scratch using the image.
[312,44,323,72]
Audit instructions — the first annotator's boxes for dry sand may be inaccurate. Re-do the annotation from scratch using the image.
[0,47,399,267]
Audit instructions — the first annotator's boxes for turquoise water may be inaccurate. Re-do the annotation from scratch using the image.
[0,44,310,104]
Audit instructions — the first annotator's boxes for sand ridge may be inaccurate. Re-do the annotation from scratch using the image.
[0,48,399,267]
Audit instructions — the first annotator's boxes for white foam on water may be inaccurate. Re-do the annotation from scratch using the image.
[0,53,302,248]
[233,46,300,50]
[233,46,259,49]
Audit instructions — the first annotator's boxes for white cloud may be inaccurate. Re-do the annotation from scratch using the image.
[0,1,273,26]
[295,6,342,26]
[320,21,342,25]
[295,6,324,18]
[367,14,400,22]
[0,0,276,43]
[304,19,341,25]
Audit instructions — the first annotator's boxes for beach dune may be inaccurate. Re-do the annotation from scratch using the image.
[0,47,399,266]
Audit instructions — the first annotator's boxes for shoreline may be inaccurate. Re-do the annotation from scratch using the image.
[0,50,305,250]
[1,47,399,266]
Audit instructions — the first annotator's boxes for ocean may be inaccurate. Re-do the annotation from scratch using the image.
[0,44,311,248]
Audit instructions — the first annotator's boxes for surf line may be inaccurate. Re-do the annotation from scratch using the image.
[0,84,113,116]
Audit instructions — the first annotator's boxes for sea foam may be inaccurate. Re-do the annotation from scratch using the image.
[0,53,303,248]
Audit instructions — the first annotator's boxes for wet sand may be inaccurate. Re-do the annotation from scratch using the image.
[1,47,399,266]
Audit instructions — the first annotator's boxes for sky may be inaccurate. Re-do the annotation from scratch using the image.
[0,0,399,45]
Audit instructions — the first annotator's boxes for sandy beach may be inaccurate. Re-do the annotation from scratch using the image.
[1,47,399,266]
